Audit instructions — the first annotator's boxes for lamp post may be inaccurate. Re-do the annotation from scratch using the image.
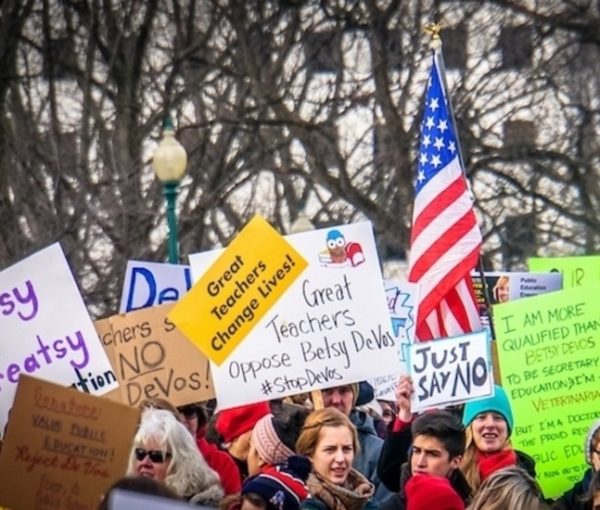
[152,116,187,264]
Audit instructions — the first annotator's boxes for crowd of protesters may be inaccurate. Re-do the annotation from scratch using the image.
[93,379,600,510]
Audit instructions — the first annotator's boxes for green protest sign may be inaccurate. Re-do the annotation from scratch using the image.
[494,285,600,499]
[528,255,600,288]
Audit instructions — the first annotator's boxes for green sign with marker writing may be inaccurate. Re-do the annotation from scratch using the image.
[529,255,600,288]
[494,284,600,499]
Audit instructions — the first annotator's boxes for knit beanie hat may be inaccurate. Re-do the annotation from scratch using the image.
[242,456,311,510]
[585,418,600,465]
[462,386,514,436]
[252,414,295,466]
[216,401,271,443]
[405,474,465,510]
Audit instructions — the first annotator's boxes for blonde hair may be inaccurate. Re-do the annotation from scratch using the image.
[460,425,513,493]
[467,466,542,510]
[492,276,510,302]
[295,407,359,457]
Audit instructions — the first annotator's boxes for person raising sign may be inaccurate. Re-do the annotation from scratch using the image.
[377,377,536,496]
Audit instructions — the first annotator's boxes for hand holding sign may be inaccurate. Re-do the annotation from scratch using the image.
[409,331,493,412]
[395,375,415,422]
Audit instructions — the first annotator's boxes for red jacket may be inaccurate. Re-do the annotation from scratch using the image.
[197,436,242,495]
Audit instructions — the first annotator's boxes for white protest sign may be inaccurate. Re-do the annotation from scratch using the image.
[109,489,195,510]
[0,243,118,432]
[119,260,192,313]
[409,330,493,412]
[369,280,419,401]
[187,221,407,409]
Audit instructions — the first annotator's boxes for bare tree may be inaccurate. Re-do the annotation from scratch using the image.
[0,0,598,317]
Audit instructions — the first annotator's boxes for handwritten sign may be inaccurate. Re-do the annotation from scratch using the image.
[170,215,308,365]
[0,243,118,433]
[186,221,407,409]
[0,375,139,510]
[368,280,419,401]
[529,256,600,289]
[119,260,192,313]
[95,303,214,408]
[495,285,600,498]
[409,331,492,412]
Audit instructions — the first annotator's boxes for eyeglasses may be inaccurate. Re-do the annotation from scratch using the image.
[134,448,172,463]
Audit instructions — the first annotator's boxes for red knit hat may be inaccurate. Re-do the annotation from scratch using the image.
[215,401,271,443]
[406,475,464,510]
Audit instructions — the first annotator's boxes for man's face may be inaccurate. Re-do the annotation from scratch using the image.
[322,385,354,416]
[410,434,461,477]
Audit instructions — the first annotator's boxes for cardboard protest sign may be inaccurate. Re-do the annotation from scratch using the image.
[369,280,419,401]
[119,260,192,313]
[0,243,118,433]
[409,331,493,412]
[0,375,139,510]
[169,215,308,366]
[186,221,407,409]
[529,255,600,289]
[95,303,214,407]
[495,285,600,498]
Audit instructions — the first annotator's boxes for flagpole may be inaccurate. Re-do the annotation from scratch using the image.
[424,23,497,342]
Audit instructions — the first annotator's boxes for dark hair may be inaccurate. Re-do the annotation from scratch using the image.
[272,403,310,451]
[178,403,208,428]
[98,476,182,510]
[586,469,600,504]
[411,410,466,459]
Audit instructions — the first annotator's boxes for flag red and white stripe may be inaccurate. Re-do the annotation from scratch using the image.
[408,50,483,341]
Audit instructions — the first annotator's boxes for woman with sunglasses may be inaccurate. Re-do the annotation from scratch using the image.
[127,408,224,505]
[295,407,377,510]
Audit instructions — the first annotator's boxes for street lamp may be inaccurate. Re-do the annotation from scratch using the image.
[152,116,187,264]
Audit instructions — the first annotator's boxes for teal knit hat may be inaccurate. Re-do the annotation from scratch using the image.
[462,385,514,435]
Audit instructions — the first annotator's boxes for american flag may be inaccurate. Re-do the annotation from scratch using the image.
[408,51,483,341]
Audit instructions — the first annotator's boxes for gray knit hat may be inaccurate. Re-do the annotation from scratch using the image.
[585,418,600,465]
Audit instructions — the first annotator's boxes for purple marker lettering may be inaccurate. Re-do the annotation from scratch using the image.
[67,331,90,370]
[15,280,39,321]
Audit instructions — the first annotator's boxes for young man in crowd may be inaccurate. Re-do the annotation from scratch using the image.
[379,410,470,510]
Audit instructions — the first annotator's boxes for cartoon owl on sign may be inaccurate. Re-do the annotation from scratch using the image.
[326,229,347,263]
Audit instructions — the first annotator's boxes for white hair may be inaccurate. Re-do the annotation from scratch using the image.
[127,408,224,501]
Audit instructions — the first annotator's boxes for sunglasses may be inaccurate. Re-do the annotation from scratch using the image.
[134,448,172,463]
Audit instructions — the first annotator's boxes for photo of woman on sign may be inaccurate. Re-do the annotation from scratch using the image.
[492,275,510,304]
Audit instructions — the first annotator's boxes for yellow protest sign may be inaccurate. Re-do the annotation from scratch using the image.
[169,215,308,365]
[494,285,600,498]
[529,255,600,288]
